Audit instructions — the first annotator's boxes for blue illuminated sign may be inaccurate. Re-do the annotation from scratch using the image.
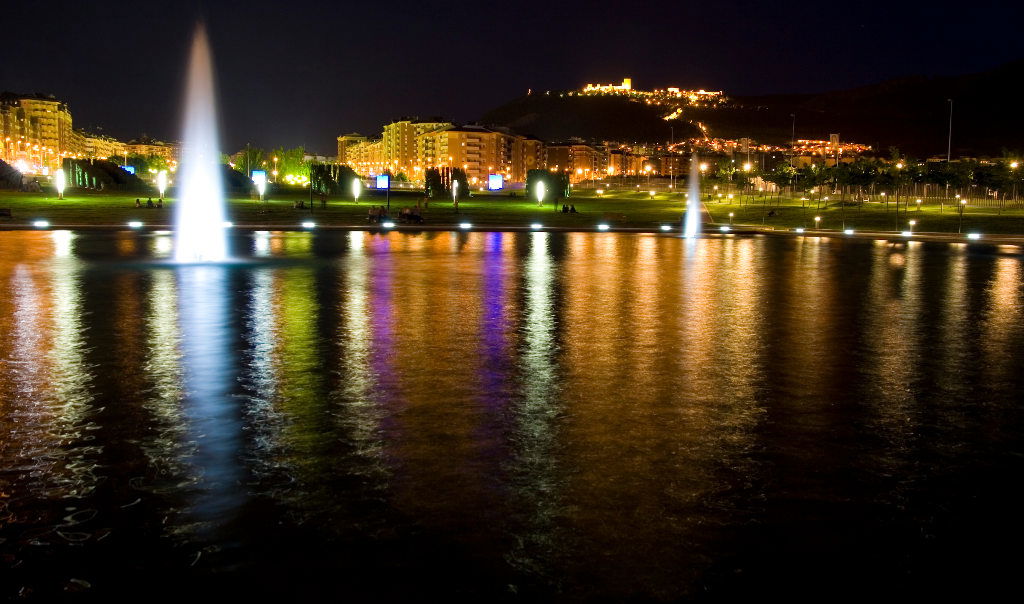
[487,174,503,190]
[376,174,390,189]
[123,165,136,175]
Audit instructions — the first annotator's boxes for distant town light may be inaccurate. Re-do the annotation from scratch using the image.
[597,223,610,230]
[531,223,543,230]
[844,229,854,235]
[901,231,913,237]
[128,221,143,228]
[795,227,805,233]
[301,221,316,229]
[382,221,396,228]
[660,225,671,231]
[967,233,981,240]
[459,222,472,229]
[33,220,50,228]
[720,225,731,232]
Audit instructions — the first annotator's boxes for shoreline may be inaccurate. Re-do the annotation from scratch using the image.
[3,223,1023,246]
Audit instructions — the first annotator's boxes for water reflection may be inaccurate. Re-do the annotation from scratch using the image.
[1,230,1023,600]
[176,265,245,534]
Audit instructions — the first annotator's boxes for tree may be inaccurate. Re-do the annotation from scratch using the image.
[424,168,447,198]
[231,146,266,177]
[526,169,570,202]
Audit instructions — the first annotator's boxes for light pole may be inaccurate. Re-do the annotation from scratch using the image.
[909,219,916,234]
[351,177,361,204]
[536,180,546,207]
[958,198,966,233]
[946,99,953,163]
[814,215,821,230]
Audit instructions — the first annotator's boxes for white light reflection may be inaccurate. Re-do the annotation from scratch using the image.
[176,265,245,533]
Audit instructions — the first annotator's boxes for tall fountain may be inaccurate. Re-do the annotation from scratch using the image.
[683,153,701,238]
[174,24,228,263]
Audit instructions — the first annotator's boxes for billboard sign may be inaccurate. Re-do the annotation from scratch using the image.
[487,174,503,191]
[376,174,390,189]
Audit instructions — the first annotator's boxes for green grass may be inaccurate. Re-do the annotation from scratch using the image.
[3,188,1024,234]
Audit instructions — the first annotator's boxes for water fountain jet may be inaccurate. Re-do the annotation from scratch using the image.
[174,24,228,263]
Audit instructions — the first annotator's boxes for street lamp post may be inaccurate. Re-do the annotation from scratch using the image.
[351,177,361,204]
[958,198,966,233]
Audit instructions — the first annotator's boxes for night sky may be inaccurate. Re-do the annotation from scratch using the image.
[2,0,1019,154]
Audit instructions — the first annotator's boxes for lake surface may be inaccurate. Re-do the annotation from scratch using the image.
[2,230,1023,601]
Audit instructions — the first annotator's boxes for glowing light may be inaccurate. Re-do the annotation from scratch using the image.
[33,220,50,228]
[844,229,854,235]
[382,221,396,228]
[223,221,233,228]
[351,178,362,201]
[596,189,604,196]
[597,224,610,231]
[54,168,66,198]
[795,227,805,233]
[301,221,316,229]
[660,225,671,231]
[531,223,543,229]
[720,225,730,232]
[536,180,546,205]
[156,169,168,198]
[459,222,472,229]
[901,231,912,236]
[252,171,267,197]
[967,233,981,240]
[128,221,143,228]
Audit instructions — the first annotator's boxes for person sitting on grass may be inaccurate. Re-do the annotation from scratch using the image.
[157,199,163,208]
[147,198,154,208]
[135,198,141,208]
[570,204,577,213]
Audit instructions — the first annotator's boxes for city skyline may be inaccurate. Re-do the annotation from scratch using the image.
[3,0,1020,153]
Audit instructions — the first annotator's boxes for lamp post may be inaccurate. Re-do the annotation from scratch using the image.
[916,198,922,212]
[814,215,821,230]
[958,198,966,233]
[909,219,916,234]
[536,180,546,207]
[946,99,953,163]
[351,177,361,204]
[452,179,459,213]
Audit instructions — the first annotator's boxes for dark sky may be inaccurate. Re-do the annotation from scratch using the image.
[2,0,1020,154]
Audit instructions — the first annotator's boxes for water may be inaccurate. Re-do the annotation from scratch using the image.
[684,154,701,238]
[173,25,228,263]
[2,230,1024,601]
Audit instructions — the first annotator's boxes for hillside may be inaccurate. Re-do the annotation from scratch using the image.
[483,62,1024,156]
[481,93,700,143]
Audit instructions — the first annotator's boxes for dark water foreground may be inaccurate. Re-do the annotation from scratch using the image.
[1,230,1023,601]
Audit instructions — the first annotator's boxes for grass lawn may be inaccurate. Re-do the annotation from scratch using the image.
[3,187,1024,234]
